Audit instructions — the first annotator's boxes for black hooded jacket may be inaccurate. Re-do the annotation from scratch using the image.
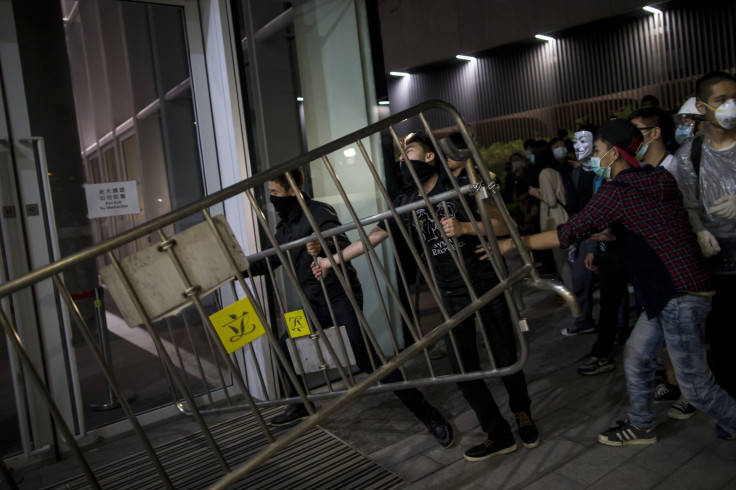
[249,194,363,305]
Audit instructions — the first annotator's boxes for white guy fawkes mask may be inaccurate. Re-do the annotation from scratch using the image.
[573,131,594,161]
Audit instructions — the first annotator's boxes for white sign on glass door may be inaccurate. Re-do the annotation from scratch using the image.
[83,181,141,218]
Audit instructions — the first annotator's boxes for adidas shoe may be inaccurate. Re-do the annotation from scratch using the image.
[598,420,657,446]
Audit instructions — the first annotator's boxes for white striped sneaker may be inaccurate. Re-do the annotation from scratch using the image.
[598,420,657,446]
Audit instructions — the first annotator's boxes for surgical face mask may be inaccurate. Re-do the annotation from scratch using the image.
[400,159,437,186]
[552,146,568,161]
[711,99,736,129]
[511,160,523,170]
[675,124,693,144]
[524,149,533,161]
[573,131,593,161]
[530,154,535,165]
[635,129,654,160]
[589,147,614,179]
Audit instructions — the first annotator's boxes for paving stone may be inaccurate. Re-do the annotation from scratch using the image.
[391,454,443,482]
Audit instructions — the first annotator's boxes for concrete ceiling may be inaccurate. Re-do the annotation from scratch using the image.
[376,0,656,72]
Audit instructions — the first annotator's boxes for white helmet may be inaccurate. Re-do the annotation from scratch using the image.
[678,97,699,115]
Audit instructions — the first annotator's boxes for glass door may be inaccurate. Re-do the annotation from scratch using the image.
[61,0,231,430]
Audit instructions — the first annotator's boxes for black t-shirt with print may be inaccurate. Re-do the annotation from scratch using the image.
[379,177,495,290]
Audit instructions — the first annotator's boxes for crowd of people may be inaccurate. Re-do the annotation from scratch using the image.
[252,70,735,464]
[498,70,736,446]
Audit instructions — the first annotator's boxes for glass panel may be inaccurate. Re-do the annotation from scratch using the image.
[0,108,23,455]
[63,0,223,430]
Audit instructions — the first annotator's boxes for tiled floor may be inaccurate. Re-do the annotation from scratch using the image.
[8,286,736,489]
[319,288,736,489]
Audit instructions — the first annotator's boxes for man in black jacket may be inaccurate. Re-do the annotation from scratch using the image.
[249,169,453,448]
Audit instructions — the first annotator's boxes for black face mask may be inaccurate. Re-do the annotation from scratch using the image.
[270,195,298,218]
[400,159,438,187]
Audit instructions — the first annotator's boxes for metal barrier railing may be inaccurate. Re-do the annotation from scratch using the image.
[0,100,578,489]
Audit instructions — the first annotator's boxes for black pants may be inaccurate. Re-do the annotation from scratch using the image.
[591,245,631,359]
[441,279,531,438]
[707,273,736,398]
[278,295,431,419]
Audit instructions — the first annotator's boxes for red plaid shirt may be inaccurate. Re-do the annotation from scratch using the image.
[558,166,712,316]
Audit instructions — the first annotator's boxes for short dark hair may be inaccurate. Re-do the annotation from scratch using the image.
[549,136,564,147]
[404,131,437,155]
[510,152,523,160]
[640,94,660,107]
[696,71,736,102]
[575,124,598,135]
[272,168,304,192]
[629,106,676,148]
[523,138,536,149]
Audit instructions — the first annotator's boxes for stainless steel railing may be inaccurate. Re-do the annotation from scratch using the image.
[0,100,578,489]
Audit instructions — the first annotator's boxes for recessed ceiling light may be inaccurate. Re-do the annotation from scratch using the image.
[535,34,555,42]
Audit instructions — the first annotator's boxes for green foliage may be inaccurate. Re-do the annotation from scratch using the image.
[476,140,525,181]
[613,104,636,120]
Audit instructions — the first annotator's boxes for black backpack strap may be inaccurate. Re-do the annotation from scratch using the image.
[691,134,704,176]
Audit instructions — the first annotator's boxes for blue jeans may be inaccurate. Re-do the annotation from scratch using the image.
[624,294,736,434]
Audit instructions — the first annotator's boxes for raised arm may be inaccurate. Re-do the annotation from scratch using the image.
[311,226,389,279]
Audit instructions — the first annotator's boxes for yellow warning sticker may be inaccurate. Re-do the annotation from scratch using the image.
[209,297,266,354]
[284,309,311,338]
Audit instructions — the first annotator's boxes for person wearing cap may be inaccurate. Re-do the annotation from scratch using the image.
[670,72,736,429]
[498,118,736,444]
[312,131,541,461]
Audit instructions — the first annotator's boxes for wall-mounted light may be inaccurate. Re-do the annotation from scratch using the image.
[344,148,357,158]
[535,34,555,42]
[296,96,304,102]
[378,101,390,105]
[456,54,477,62]
[389,71,410,77]
[643,5,663,15]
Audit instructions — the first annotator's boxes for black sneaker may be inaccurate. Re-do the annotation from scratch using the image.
[514,411,540,448]
[270,403,309,427]
[598,420,657,446]
[577,356,615,376]
[668,399,697,420]
[463,434,517,461]
[654,382,681,402]
[421,407,454,448]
